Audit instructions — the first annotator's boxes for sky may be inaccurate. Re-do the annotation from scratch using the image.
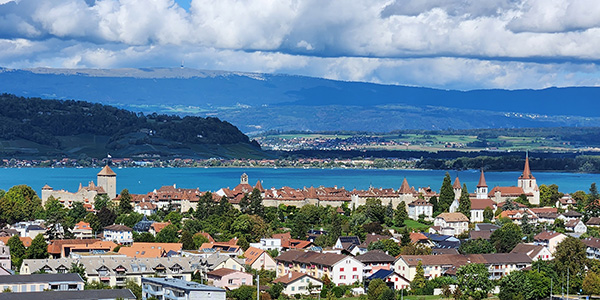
[1,0,600,90]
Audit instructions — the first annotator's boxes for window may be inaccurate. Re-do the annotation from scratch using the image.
[291,287,295,291]
[228,279,234,284]
[353,275,358,279]
[352,267,357,272]
[339,275,346,280]
[340,268,344,272]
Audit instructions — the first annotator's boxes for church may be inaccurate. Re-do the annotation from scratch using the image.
[488,155,540,205]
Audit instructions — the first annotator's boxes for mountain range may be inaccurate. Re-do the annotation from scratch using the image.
[1,67,599,134]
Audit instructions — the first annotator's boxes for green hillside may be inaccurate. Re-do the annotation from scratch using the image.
[0,94,265,159]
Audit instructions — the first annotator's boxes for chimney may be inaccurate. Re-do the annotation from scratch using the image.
[288,272,292,279]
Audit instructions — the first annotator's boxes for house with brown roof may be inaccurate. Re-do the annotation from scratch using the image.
[582,237,600,260]
[0,236,32,248]
[134,201,157,216]
[275,250,364,286]
[149,222,171,236]
[198,242,243,257]
[533,231,566,254]
[510,243,552,260]
[103,224,133,245]
[355,250,395,277]
[243,247,276,271]
[587,217,600,228]
[433,213,469,236]
[66,240,118,258]
[408,199,433,221]
[73,221,94,239]
[206,268,253,290]
[556,194,577,210]
[486,156,540,205]
[118,242,182,258]
[273,271,323,296]
[47,239,102,258]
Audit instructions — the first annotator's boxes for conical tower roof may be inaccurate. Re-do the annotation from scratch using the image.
[97,165,116,176]
[399,178,412,194]
[254,180,264,192]
[477,169,487,187]
[453,176,461,189]
[519,154,535,179]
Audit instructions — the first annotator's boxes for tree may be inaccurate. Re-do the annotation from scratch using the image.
[368,278,390,300]
[410,261,426,293]
[554,236,588,292]
[438,172,454,213]
[365,198,386,224]
[179,230,195,250]
[97,207,116,228]
[193,233,209,249]
[456,263,493,300]
[429,196,439,214]
[238,194,250,214]
[290,213,308,239]
[226,284,256,300]
[583,271,600,296]
[134,232,155,243]
[155,224,179,243]
[483,207,494,222]
[0,185,44,225]
[93,194,110,211]
[458,183,471,221]
[400,227,411,247]
[458,239,496,254]
[539,184,562,207]
[118,189,133,214]
[267,282,284,299]
[520,213,533,236]
[44,196,68,239]
[395,202,408,227]
[490,222,522,253]
[6,235,25,270]
[499,270,532,300]
[68,202,88,223]
[249,188,264,217]
[164,211,183,225]
[368,239,402,257]
[26,234,48,259]
[83,212,102,233]
[125,279,142,300]
[69,262,87,282]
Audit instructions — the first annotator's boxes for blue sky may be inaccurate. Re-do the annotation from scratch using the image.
[1,0,600,90]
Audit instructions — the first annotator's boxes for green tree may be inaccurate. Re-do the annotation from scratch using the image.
[26,234,48,259]
[365,198,386,224]
[368,278,390,300]
[499,270,532,300]
[554,236,588,292]
[155,224,179,243]
[539,184,562,207]
[125,279,142,300]
[44,196,69,239]
[249,188,264,217]
[410,261,426,293]
[164,211,183,225]
[194,192,215,219]
[368,239,402,257]
[290,213,308,239]
[0,185,44,225]
[395,202,408,227]
[179,230,195,250]
[134,232,155,243]
[97,207,116,228]
[69,262,87,282]
[83,212,102,233]
[6,235,25,270]
[400,227,411,247]
[267,282,284,299]
[193,233,209,249]
[68,202,88,223]
[238,194,250,214]
[483,207,494,222]
[458,239,496,254]
[429,196,439,214]
[520,213,533,236]
[583,271,600,296]
[118,189,133,214]
[93,194,110,211]
[456,263,493,300]
[490,222,522,253]
[458,183,471,221]
[439,173,454,213]
[226,284,256,300]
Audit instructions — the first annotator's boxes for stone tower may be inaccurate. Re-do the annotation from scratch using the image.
[240,173,249,185]
[97,165,117,199]
[476,169,488,199]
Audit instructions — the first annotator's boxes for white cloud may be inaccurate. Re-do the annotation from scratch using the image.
[1,0,600,89]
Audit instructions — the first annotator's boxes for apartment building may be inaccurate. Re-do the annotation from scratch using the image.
[275,250,364,286]
[0,273,84,293]
[141,277,225,300]
[273,271,323,296]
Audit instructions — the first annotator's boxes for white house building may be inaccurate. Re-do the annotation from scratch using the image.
[103,224,133,245]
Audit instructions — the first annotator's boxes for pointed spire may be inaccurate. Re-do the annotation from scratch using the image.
[520,152,534,179]
[97,165,116,176]
[477,169,487,187]
[453,176,461,189]
[254,180,264,192]
[399,177,411,194]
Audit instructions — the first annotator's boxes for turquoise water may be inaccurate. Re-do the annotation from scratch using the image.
[1,167,599,196]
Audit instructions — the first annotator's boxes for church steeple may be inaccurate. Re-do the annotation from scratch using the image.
[519,152,535,180]
[476,169,488,199]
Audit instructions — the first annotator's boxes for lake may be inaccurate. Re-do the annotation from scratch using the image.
[1,167,599,196]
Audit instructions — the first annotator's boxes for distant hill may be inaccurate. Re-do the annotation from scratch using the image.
[1,67,599,134]
[0,94,264,159]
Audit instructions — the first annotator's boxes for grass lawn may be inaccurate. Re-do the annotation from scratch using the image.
[395,219,430,231]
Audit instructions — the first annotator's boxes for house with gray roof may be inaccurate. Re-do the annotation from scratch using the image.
[0,289,136,300]
[142,277,225,300]
[0,273,84,293]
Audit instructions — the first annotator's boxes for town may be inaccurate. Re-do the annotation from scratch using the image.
[0,156,597,300]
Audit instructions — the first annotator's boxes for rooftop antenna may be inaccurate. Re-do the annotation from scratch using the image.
[180,59,184,69]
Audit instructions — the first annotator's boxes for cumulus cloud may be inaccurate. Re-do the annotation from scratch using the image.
[1,0,600,89]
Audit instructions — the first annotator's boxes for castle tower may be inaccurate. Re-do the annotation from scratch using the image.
[97,165,117,199]
[240,173,249,185]
[476,169,488,199]
[453,176,462,200]
[41,184,53,206]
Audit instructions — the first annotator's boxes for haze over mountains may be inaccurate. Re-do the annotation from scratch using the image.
[1,67,599,134]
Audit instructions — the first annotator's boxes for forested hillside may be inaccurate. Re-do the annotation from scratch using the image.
[0,94,263,159]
